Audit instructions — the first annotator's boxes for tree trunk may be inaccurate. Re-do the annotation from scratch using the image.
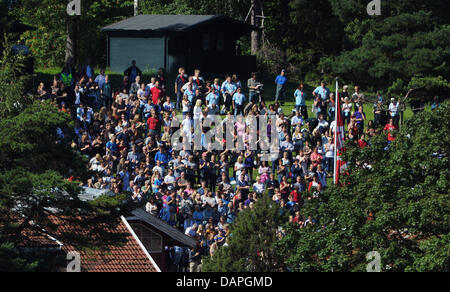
[134,0,138,16]
[251,0,262,55]
[65,13,77,68]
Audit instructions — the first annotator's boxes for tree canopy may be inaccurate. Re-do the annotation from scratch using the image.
[202,195,287,272]
[321,0,450,101]
[0,42,133,271]
[275,100,450,272]
[2,0,446,100]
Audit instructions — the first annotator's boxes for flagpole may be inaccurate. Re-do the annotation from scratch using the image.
[333,77,339,184]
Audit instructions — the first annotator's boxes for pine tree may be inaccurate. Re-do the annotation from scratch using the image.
[202,195,287,272]
[276,100,450,272]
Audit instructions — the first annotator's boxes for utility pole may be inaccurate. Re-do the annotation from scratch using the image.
[249,0,263,55]
[134,0,138,16]
[65,0,78,68]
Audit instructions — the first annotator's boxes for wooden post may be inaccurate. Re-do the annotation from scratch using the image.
[251,0,262,55]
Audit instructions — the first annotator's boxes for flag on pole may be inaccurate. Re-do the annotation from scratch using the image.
[333,79,346,185]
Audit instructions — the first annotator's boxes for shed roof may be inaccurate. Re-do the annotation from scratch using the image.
[127,209,197,248]
[11,214,160,272]
[102,14,255,33]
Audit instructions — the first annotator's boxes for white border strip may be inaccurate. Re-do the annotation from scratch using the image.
[121,216,162,272]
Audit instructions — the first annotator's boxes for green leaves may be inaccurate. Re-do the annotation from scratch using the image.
[321,2,450,101]
[203,195,286,272]
[277,100,450,272]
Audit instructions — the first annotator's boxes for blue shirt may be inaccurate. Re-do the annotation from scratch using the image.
[314,86,330,100]
[232,93,246,105]
[94,74,106,89]
[222,81,237,95]
[184,89,195,103]
[275,75,288,85]
[155,152,168,164]
[106,141,118,152]
[294,89,306,106]
[206,92,219,106]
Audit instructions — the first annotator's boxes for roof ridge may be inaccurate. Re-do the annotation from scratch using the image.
[121,216,161,272]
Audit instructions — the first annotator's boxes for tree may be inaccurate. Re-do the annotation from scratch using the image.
[0,50,133,271]
[276,100,450,272]
[13,0,134,68]
[0,40,33,118]
[321,0,450,101]
[202,195,287,272]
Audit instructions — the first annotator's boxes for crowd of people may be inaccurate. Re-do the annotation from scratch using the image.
[36,60,408,272]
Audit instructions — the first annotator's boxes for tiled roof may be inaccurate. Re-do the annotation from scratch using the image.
[7,214,160,272]
[48,215,160,272]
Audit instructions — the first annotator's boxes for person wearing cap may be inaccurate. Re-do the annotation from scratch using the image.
[388,97,400,127]
[342,96,353,127]
[275,69,288,105]
[340,85,350,102]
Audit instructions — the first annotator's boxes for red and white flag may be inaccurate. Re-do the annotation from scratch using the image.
[334,80,347,185]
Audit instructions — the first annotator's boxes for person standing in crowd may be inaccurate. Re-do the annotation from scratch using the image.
[313,80,330,115]
[221,75,237,114]
[94,68,106,90]
[383,118,398,144]
[340,85,349,102]
[232,87,246,117]
[354,105,366,137]
[124,60,142,86]
[352,85,365,112]
[342,97,353,127]
[389,97,400,127]
[175,68,188,111]
[101,75,112,108]
[247,72,263,104]
[294,83,308,119]
[373,99,385,128]
[275,69,288,105]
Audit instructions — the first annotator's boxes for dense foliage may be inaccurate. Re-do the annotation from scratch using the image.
[12,0,135,67]
[321,0,450,101]
[202,195,287,272]
[5,0,446,100]
[275,101,450,272]
[0,42,133,271]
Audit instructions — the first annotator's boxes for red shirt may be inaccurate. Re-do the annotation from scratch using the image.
[358,139,368,148]
[290,190,301,203]
[310,152,323,167]
[147,117,159,130]
[383,124,397,141]
[151,87,162,104]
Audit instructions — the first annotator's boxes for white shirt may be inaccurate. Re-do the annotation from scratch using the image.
[193,106,202,120]
[182,118,191,135]
[389,102,399,116]
[164,175,176,184]
[342,102,352,114]
[253,182,265,194]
